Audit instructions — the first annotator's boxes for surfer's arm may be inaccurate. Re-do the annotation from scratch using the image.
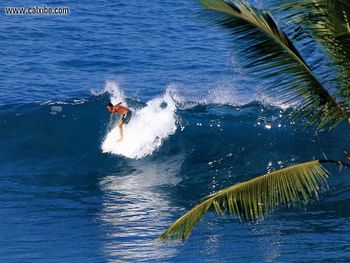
[109,109,117,122]
[110,107,118,116]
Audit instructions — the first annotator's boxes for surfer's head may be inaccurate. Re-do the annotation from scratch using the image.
[107,103,113,111]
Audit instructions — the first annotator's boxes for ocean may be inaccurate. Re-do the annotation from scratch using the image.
[1,0,350,262]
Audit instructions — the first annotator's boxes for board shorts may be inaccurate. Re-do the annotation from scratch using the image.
[121,111,132,124]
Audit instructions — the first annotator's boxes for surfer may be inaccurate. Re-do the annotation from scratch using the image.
[107,102,132,142]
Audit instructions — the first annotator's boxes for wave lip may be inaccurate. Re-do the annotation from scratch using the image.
[101,83,177,159]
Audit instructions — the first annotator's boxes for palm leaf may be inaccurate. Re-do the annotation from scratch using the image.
[159,160,329,241]
[198,0,348,128]
[272,0,350,111]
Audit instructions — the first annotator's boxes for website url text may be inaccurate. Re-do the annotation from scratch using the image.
[4,6,70,15]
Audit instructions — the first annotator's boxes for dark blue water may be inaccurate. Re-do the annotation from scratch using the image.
[1,1,350,262]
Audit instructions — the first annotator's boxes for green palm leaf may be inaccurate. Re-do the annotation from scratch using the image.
[198,0,348,128]
[272,0,350,110]
[159,160,329,241]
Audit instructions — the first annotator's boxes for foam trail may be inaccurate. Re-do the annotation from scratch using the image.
[101,85,177,159]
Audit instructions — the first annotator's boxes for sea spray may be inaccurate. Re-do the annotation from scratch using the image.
[91,80,127,106]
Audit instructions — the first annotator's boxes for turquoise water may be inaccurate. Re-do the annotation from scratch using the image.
[1,1,350,262]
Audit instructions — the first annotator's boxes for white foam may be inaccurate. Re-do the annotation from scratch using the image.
[40,99,88,106]
[101,82,177,159]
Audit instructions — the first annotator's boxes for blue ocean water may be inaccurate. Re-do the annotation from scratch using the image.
[1,1,350,262]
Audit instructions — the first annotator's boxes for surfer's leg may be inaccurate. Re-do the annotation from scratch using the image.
[117,121,124,142]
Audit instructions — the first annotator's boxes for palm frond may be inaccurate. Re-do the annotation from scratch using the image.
[198,0,348,128]
[272,0,350,112]
[159,160,329,241]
